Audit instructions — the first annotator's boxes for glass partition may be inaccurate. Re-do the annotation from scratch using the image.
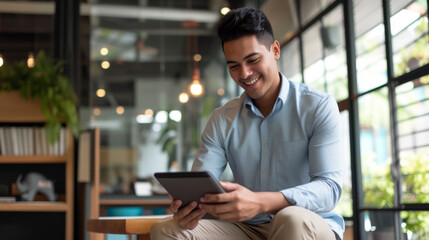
[80,0,226,194]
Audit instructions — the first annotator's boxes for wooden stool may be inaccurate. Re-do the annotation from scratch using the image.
[87,215,170,240]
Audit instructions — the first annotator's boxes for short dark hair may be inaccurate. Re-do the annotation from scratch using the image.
[217,7,274,50]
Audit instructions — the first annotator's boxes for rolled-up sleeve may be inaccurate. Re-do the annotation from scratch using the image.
[282,95,343,213]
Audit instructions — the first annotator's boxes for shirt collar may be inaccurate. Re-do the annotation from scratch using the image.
[244,72,289,111]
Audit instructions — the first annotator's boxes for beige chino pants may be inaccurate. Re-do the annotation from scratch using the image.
[150,206,340,240]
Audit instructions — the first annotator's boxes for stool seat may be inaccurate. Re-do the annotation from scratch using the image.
[87,215,171,240]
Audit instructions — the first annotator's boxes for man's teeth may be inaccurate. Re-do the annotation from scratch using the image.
[244,76,260,86]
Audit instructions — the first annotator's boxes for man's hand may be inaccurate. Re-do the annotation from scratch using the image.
[198,181,263,222]
[199,181,290,222]
[169,198,207,230]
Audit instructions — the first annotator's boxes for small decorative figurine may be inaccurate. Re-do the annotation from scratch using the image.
[16,172,57,202]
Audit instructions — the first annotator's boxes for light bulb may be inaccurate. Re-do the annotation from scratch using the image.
[179,92,189,103]
[27,53,35,68]
[101,61,110,69]
[100,47,109,56]
[96,88,106,97]
[116,106,124,115]
[189,80,203,97]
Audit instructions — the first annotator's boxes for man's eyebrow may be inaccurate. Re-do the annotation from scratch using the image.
[226,52,260,64]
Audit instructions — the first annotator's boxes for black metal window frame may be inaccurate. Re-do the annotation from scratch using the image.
[280,0,429,240]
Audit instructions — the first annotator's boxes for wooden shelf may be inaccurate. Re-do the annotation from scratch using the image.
[0,201,69,212]
[0,155,67,163]
[0,92,75,240]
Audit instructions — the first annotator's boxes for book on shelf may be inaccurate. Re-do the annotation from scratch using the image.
[0,127,5,155]
[0,196,16,203]
[0,126,67,156]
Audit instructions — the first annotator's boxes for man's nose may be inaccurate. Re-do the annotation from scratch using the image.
[240,65,253,79]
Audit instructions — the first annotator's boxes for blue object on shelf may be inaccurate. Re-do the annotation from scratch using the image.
[152,207,166,215]
[107,206,143,217]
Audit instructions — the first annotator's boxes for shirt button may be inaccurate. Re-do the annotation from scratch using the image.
[263,169,267,173]
[264,142,268,147]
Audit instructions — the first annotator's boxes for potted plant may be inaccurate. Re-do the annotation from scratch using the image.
[0,51,80,143]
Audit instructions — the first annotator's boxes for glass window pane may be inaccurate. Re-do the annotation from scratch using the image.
[300,0,335,26]
[391,0,428,76]
[323,6,348,101]
[335,110,353,217]
[302,6,348,101]
[280,38,302,83]
[81,2,224,194]
[359,88,393,208]
[303,22,324,91]
[354,0,388,93]
[363,210,429,239]
[396,77,429,204]
[362,211,405,239]
[401,211,429,239]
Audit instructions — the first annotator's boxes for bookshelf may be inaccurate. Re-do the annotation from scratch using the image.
[0,91,75,240]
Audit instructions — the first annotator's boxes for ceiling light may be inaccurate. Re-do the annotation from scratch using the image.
[96,88,106,97]
[101,60,110,69]
[178,92,189,103]
[100,47,109,56]
[193,53,202,62]
[169,110,182,122]
[155,110,168,123]
[188,67,204,97]
[220,7,230,15]
[217,88,225,96]
[189,80,203,97]
[116,106,124,115]
[27,52,35,68]
[81,4,220,23]
[136,114,153,124]
[144,109,154,116]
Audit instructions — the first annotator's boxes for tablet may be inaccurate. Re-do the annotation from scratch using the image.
[154,171,225,219]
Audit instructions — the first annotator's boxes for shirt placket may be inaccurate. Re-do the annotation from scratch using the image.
[260,118,269,188]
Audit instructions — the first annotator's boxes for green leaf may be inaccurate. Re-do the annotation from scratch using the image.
[0,50,81,141]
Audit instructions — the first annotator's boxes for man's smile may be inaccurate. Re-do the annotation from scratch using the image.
[242,74,261,86]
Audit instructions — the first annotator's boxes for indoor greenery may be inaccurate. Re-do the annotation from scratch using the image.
[0,50,80,144]
[157,115,178,171]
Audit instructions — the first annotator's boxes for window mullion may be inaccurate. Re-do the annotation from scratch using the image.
[382,0,403,240]
[343,1,364,240]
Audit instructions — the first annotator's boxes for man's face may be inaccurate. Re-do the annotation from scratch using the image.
[223,35,280,102]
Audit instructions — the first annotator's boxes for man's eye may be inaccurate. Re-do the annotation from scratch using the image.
[248,58,259,63]
[229,65,239,70]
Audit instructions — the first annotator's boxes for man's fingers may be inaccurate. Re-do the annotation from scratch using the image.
[201,190,236,203]
[170,199,182,214]
[199,202,233,216]
[180,208,207,229]
[174,201,198,219]
[219,181,239,192]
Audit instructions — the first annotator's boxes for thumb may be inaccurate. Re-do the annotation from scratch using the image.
[219,181,240,192]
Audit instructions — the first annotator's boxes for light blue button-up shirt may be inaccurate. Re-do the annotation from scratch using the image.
[192,73,345,238]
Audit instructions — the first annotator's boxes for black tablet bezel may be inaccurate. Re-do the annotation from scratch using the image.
[154,171,225,218]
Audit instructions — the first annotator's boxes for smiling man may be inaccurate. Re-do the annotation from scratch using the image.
[151,7,344,240]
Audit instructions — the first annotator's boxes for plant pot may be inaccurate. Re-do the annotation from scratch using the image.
[0,91,45,122]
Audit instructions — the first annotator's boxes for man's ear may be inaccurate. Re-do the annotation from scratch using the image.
[271,40,281,59]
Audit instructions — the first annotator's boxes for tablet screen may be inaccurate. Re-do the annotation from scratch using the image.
[154,171,225,219]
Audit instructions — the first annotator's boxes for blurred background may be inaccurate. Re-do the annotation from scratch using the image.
[0,0,428,239]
